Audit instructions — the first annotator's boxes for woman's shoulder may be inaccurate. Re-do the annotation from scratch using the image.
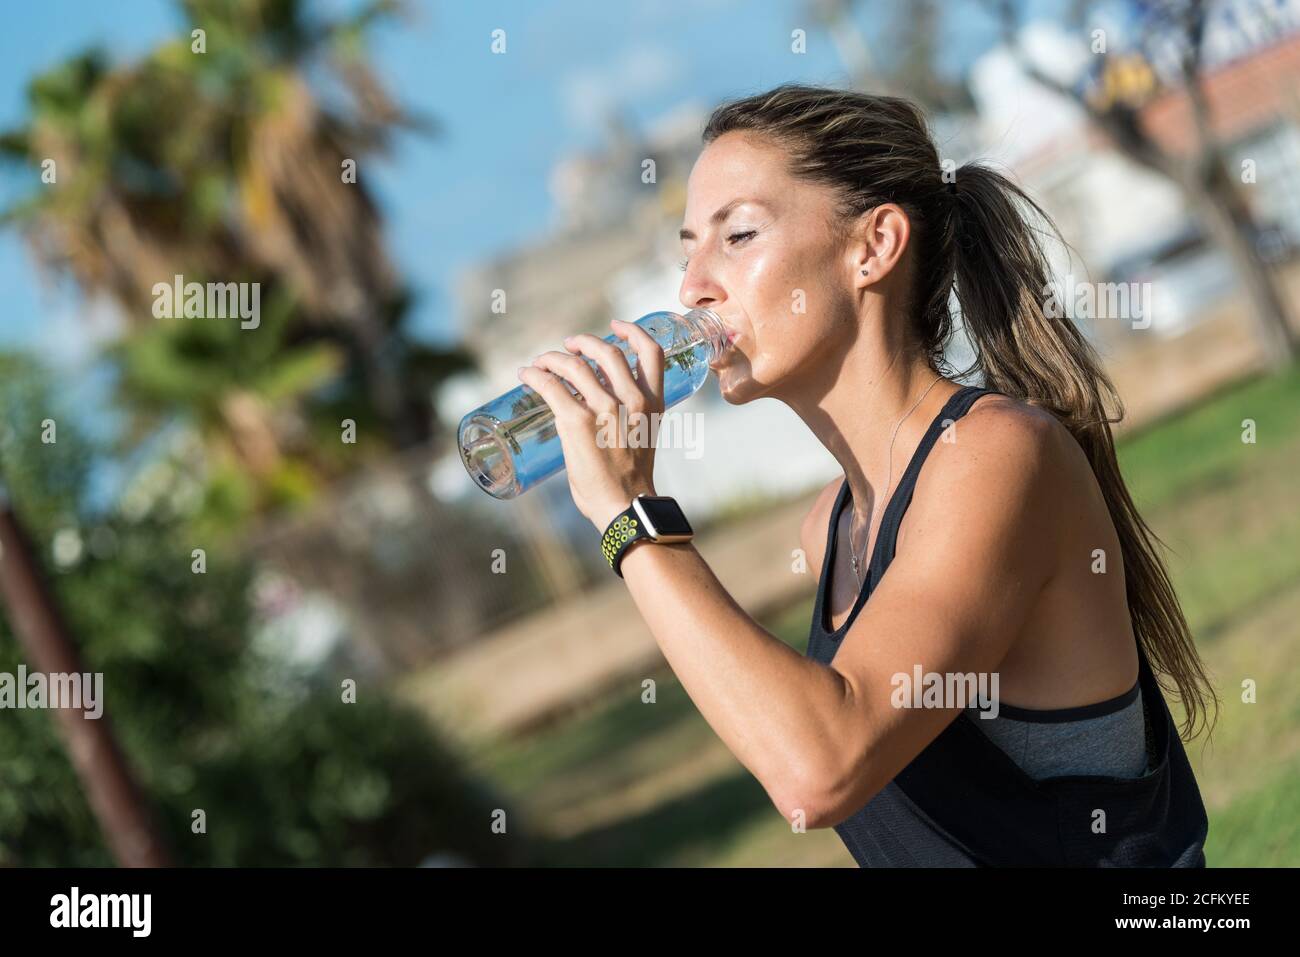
[943,390,1075,473]
[915,389,1082,533]
[880,391,1082,612]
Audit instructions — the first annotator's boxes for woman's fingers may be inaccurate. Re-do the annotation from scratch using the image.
[610,319,665,407]
[562,334,645,412]
[527,351,618,415]
[516,364,587,423]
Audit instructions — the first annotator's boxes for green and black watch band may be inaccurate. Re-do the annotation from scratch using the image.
[600,508,649,578]
[600,493,694,578]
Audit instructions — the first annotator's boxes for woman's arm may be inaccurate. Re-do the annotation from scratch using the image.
[518,326,1062,828]
[617,404,1061,828]
[615,538,855,823]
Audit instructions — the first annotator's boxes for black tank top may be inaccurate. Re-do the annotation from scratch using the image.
[805,384,1209,867]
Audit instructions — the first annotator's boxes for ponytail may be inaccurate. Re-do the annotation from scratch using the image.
[703,83,1218,740]
[948,163,1217,739]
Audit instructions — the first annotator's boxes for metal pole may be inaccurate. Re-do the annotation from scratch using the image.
[0,489,171,866]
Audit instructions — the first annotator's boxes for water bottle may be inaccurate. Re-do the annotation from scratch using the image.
[457,307,730,499]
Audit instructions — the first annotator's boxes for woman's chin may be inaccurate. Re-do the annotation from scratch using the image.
[714,365,761,405]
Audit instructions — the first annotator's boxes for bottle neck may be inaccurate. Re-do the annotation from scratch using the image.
[682,307,728,362]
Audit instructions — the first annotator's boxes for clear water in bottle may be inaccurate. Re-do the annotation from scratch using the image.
[457,307,729,499]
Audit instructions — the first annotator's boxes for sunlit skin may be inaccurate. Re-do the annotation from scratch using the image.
[516,131,1141,829]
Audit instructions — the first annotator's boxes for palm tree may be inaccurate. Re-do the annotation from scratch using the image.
[0,0,474,512]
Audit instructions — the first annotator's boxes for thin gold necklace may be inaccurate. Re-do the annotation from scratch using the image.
[847,373,944,591]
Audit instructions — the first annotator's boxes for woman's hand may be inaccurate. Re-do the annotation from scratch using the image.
[516,318,667,532]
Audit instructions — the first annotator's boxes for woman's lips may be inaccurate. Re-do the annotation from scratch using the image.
[710,329,739,369]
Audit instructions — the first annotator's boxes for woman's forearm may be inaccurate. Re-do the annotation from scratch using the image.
[616,539,854,821]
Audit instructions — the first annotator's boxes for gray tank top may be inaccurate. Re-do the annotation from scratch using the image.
[963,679,1150,780]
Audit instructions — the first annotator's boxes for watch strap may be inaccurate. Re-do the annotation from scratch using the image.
[600,504,651,579]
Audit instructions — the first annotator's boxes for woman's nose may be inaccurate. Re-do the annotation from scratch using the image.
[678,263,725,313]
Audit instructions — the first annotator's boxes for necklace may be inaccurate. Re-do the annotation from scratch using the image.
[847,373,944,591]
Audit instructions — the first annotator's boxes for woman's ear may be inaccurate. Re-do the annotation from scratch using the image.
[854,204,911,285]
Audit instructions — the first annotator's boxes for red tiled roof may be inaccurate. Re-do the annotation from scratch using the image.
[1012,32,1300,178]
[1139,32,1300,154]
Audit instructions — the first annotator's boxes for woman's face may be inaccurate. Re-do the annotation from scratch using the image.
[678,131,858,404]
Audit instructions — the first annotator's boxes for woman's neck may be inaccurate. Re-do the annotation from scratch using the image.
[784,328,958,529]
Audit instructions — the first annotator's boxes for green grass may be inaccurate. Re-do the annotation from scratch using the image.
[1120,365,1300,645]
[470,363,1300,866]
[1206,762,1300,867]
[471,604,833,866]
[1118,366,1300,510]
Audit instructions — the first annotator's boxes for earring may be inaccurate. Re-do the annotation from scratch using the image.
[861,268,868,276]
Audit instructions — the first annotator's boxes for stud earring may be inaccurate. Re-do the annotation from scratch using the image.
[861,268,868,276]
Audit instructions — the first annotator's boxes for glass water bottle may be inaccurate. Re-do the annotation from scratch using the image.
[457,307,729,499]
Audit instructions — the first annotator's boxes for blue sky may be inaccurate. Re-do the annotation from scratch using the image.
[0,0,1014,366]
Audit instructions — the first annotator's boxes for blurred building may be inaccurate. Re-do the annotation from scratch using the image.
[969,13,1300,340]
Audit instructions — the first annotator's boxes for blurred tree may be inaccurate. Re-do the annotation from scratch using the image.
[813,0,1295,367]
[805,0,973,110]
[0,354,523,866]
[805,0,885,90]
[0,0,475,515]
[883,0,977,112]
[989,0,1297,367]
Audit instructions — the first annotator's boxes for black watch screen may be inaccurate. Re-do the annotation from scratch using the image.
[634,495,693,538]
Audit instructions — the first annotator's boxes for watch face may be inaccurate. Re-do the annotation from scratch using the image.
[634,496,693,538]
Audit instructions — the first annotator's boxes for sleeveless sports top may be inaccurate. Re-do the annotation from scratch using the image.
[805,384,1209,867]
[963,680,1148,780]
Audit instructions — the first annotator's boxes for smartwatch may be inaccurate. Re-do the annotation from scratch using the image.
[600,493,694,578]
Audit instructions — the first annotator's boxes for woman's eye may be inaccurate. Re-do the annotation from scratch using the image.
[678,230,754,270]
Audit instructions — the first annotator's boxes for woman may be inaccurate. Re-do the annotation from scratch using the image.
[516,84,1216,867]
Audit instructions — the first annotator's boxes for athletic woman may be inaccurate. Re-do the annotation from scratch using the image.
[516,84,1215,867]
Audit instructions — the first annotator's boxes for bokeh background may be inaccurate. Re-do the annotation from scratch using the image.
[1,0,1297,866]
